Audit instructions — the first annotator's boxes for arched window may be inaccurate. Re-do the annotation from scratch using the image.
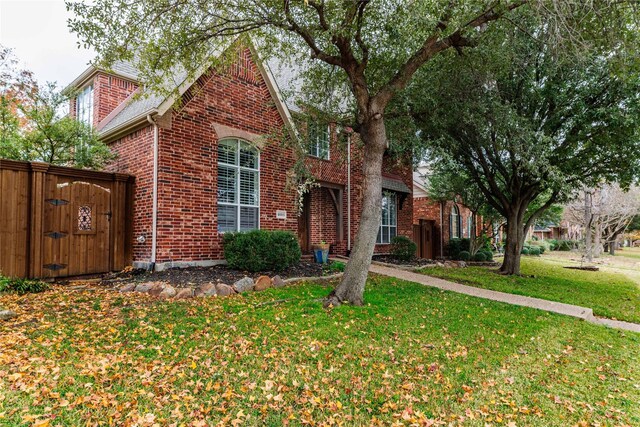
[450,204,461,239]
[217,138,259,232]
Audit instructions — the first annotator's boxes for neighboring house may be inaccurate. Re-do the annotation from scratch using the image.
[66,45,412,270]
[412,166,479,258]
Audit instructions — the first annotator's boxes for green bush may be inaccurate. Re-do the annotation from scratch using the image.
[480,250,494,261]
[223,230,301,272]
[390,236,417,261]
[447,238,470,260]
[458,251,471,261]
[529,247,541,256]
[329,261,346,272]
[0,276,49,295]
[472,252,487,262]
[547,239,558,251]
[521,247,530,255]
[556,240,576,251]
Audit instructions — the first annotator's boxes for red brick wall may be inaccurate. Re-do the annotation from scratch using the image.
[93,73,138,125]
[413,197,478,257]
[105,126,155,261]
[99,47,413,264]
[305,127,413,256]
[152,48,297,263]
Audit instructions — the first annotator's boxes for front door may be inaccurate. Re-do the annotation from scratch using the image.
[298,192,311,253]
[42,177,112,277]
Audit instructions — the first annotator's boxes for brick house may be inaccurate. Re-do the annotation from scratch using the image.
[66,46,413,270]
[412,166,480,258]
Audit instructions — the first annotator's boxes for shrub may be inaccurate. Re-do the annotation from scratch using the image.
[390,236,417,261]
[556,240,576,251]
[521,247,530,255]
[223,230,301,272]
[547,239,558,251]
[529,247,541,256]
[480,250,494,261]
[472,252,487,262]
[458,251,471,261]
[329,261,346,273]
[447,238,470,260]
[0,276,49,295]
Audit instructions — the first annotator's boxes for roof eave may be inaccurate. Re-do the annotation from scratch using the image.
[99,110,158,143]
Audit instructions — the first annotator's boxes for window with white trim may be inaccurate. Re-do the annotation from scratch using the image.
[76,85,94,126]
[450,204,461,239]
[217,139,259,232]
[307,121,329,159]
[467,213,474,238]
[377,192,397,244]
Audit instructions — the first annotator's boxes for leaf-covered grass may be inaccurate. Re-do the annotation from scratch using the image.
[1,277,639,426]
[420,256,640,323]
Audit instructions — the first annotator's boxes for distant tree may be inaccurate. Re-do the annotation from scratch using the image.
[410,19,640,274]
[566,185,640,258]
[0,46,114,169]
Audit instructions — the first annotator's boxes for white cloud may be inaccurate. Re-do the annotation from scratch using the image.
[0,0,95,87]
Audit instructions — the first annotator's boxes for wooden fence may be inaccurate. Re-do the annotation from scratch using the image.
[0,159,134,279]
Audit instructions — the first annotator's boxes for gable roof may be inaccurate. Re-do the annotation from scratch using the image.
[67,44,298,142]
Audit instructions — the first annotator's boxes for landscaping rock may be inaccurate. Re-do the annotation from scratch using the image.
[254,276,273,291]
[194,283,217,297]
[233,277,254,293]
[0,310,17,321]
[119,283,136,292]
[174,288,194,299]
[147,283,167,297]
[457,261,467,268]
[272,275,285,288]
[134,282,157,293]
[158,285,177,299]
[215,283,235,296]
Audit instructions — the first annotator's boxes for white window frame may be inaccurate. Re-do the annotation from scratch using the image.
[217,138,260,233]
[467,213,474,238]
[307,121,330,160]
[76,85,94,126]
[450,204,461,239]
[377,192,398,244]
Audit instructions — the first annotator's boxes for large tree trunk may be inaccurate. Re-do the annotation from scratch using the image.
[325,117,387,306]
[500,211,525,275]
[584,190,593,263]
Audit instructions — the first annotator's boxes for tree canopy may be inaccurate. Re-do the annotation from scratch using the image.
[409,16,640,273]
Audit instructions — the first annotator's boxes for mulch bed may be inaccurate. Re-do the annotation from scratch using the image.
[102,261,337,288]
[372,255,437,267]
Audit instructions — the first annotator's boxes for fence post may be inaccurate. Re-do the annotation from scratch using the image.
[29,162,49,278]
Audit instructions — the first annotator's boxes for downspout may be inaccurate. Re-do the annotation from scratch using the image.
[439,201,444,258]
[147,114,159,269]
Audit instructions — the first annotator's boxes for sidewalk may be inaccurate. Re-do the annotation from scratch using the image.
[369,263,640,333]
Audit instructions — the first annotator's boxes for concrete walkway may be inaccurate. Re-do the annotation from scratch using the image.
[369,263,640,333]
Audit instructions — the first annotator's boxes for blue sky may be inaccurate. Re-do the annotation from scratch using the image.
[0,0,94,86]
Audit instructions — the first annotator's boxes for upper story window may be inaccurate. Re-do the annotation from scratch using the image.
[377,192,397,244]
[76,85,94,126]
[307,121,329,160]
[450,204,461,239]
[217,138,260,232]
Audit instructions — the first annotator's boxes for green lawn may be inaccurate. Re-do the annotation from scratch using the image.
[420,256,640,323]
[614,247,640,260]
[1,277,639,426]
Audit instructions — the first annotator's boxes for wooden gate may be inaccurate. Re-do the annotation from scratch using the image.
[413,219,435,259]
[0,160,134,279]
[42,177,112,277]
